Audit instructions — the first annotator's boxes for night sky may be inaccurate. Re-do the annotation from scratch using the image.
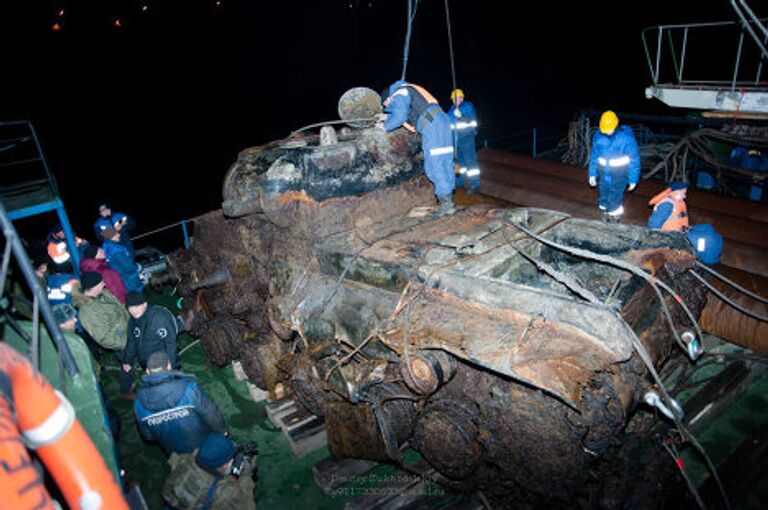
[0,0,748,243]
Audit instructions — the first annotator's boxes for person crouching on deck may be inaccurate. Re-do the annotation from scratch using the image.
[134,351,228,455]
[648,181,689,233]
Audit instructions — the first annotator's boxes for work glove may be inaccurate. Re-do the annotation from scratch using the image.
[588,176,597,187]
[627,183,637,191]
[374,113,387,131]
[453,107,462,118]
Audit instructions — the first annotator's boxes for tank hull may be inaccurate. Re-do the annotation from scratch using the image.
[170,126,707,506]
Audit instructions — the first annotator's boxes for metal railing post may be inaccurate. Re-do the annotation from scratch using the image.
[756,32,768,84]
[679,27,689,83]
[733,31,745,90]
[55,203,81,274]
[181,220,190,249]
[0,202,79,377]
[655,28,663,84]
[532,128,537,159]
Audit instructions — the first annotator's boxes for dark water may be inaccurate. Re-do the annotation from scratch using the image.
[1,0,739,244]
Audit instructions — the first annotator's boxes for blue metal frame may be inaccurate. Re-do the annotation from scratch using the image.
[1,121,80,274]
[181,220,190,249]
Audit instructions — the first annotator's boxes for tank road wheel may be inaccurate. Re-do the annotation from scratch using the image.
[290,355,332,417]
[413,400,482,480]
[201,318,242,366]
[365,383,417,459]
[399,350,457,395]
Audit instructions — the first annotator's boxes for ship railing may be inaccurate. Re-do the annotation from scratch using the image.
[642,17,768,92]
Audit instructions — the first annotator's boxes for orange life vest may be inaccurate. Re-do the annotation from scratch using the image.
[649,189,689,232]
[47,236,85,264]
[0,343,128,510]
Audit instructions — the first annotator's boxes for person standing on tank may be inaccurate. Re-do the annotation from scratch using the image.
[379,80,457,217]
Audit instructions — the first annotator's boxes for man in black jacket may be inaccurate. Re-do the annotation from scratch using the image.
[120,291,185,396]
[134,352,228,454]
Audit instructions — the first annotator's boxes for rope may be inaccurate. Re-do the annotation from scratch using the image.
[693,261,768,304]
[132,219,191,241]
[690,270,768,322]
[643,127,768,182]
[179,339,201,356]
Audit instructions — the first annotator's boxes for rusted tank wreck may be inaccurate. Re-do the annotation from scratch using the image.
[170,117,707,507]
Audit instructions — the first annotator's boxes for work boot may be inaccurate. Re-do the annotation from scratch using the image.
[435,194,456,217]
[603,213,621,224]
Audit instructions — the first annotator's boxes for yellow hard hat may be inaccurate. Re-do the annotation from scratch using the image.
[599,110,619,135]
[451,88,464,100]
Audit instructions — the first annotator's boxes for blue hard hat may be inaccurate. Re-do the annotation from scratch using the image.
[685,224,723,265]
[196,434,236,470]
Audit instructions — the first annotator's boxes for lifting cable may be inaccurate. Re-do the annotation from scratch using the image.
[693,261,768,304]
[506,220,730,508]
[506,221,704,354]
[618,318,731,510]
[689,271,768,322]
[444,0,459,158]
[661,440,706,509]
[444,0,457,93]
[401,0,421,81]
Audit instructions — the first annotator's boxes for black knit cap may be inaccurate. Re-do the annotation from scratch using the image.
[80,271,103,291]
[83,244,99,259]
[146,351,170,371]
[125,291,147,307]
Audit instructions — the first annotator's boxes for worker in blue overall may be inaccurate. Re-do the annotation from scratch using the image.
[448,88,480,193]
[588,111,640,222]
[381,80,456,216]
[94,204,136,258]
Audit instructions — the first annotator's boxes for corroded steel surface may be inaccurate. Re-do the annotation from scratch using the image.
[169,126,710,506]
[222,128,421,218]
[699,266,768,354]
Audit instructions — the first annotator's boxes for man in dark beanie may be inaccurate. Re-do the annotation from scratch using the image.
[134,351,227,455]
[121,292,185,386]
[162,433,256,510]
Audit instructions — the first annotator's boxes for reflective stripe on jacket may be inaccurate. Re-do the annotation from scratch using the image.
[384,81,440,134]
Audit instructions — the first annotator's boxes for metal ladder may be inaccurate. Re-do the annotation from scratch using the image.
[0,120,82,270]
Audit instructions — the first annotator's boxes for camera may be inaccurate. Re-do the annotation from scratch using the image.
[230,442,258,480]
[52,303,77,325]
